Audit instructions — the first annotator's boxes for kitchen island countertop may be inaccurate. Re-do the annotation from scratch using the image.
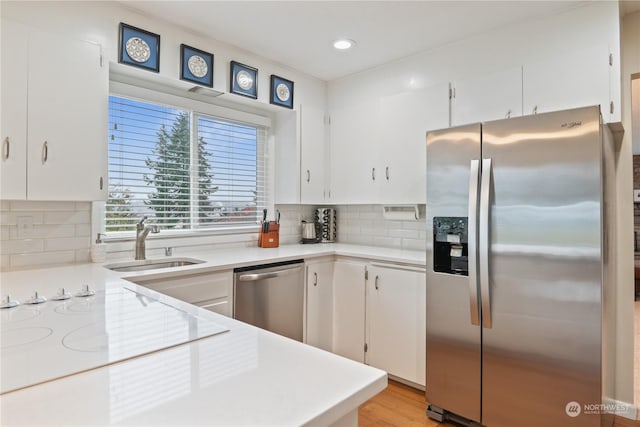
[0,243,423,426]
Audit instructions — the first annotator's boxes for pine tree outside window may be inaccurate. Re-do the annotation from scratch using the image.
[106,95,267,234]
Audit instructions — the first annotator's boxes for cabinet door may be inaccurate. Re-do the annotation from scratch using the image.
[273,109,299,204]
[379,83,450,204]
[329,99,380,204]
[305,261,334,351]
[300,104,327,204]
[27,28,108,201]
[332,259,366,362]
[366,265,426,386]
[1,20,28,200]
[523,44,611,120]
[452,66,523,126]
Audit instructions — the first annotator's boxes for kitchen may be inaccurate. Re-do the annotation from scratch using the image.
[1,1,639,426]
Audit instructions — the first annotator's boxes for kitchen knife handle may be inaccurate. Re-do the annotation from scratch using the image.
[467,159,481,327]
[479,158,492,329]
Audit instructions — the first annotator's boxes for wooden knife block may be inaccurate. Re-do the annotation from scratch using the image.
[259,222,280,248]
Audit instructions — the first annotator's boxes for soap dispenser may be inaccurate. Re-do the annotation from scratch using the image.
[90,233,106,263]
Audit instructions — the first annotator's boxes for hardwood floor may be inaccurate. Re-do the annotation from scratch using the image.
[358,380,640,426]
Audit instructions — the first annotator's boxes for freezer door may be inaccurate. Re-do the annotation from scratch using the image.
[425,123,481,423]
[481,106,603,427]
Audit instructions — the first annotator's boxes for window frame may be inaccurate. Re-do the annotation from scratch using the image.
[104,81,273,240]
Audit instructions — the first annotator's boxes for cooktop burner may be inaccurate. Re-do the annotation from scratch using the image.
[0,287,228,394]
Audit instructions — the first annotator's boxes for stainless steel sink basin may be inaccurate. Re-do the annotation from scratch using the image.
[105,258,205,272]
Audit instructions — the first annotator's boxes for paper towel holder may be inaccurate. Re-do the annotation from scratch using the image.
[382,205,420,221]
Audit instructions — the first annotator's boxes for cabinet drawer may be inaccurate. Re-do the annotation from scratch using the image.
[135,271,232,305]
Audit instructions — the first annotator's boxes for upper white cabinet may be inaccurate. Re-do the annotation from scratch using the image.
[305,259,334,351]
[332,258,367,363]
[451,66,523,126]
[522,44,614,121]
[273,109,299,204]
[378,83,449,204]
[329,99,380,204]
[0,20,108,201]
[1,20,28,200]
[300,104,328,204]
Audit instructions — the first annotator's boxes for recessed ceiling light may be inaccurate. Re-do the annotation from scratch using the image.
[333,39,356,50]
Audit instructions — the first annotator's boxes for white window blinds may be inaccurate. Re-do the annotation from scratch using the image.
[106,95,267,233]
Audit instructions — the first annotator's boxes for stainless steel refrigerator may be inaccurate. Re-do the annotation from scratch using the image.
[425,105,616,427]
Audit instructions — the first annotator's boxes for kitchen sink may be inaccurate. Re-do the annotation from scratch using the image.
[105,258,205,272]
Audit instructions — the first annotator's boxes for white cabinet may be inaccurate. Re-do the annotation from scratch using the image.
[451,66,523,126]
[300,104,328,204]
[130,270,234,317]
[305,259,334,351]
[1,20,28,200]
[0,20,107,201]
[273,109,299,204]
[329,99,380,204]
[365,263,426,386]
[332,258,367,362]
[523,44,613,120]
[378,83,450,204]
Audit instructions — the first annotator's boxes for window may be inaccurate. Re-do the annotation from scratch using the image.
[106,95,267,234]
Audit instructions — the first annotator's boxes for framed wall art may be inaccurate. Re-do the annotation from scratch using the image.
[180,44,214,87]
[229,61,258,99]
[118,23,160,72]
[270,75,294,109]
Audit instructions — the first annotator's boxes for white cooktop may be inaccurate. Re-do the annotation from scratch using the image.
[0,287,228,394]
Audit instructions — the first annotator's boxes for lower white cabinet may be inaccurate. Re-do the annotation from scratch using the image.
[129,270,233,317]
[365,263,426,386]
[305,259,334,351]
[332,259,367,363]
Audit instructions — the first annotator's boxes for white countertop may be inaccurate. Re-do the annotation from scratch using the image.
[0,243,423,426]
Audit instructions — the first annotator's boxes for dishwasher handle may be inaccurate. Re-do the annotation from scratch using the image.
[237,265,302,282]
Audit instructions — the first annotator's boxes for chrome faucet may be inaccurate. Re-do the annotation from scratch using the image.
[135,216,160,260]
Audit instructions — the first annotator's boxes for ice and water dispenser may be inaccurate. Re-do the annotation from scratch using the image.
[433,217,468,275]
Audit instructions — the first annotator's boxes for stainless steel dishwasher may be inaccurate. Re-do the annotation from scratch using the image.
[233,259,304,341]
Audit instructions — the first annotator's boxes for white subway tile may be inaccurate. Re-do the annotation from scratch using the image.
[75,224,91,237]
[359,212,380,220]
[389,228,421,239]
[75,202,91,211]
[75,249,91,263]
[402,238,427,251]
[0,201,10,211]
[44,211,90,225]
[12,224,76,239]
[373,236,402,248]
[1,255,9,270]
[11,251,76,268]
[0,239,44,255]
[44,237,90,251]
[401,221,426,230]
[11,201,77,211]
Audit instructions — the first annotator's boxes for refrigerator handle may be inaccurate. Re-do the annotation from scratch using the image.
[467,159,481,326]
[479,158,493,329]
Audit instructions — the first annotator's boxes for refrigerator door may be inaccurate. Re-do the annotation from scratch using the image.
[425,123,481,423]
[481,106,602,427]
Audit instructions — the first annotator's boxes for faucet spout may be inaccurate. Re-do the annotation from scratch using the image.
[135,218,159,260]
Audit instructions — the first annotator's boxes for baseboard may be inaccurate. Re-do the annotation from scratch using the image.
[603,397,638,420]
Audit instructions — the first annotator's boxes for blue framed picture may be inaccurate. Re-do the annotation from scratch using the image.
[180,44,213,87]
[270,75,294,109]
[118,23,160,72]
[230,61,257,99]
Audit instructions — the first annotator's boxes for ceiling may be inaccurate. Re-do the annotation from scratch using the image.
[121,1,640,82]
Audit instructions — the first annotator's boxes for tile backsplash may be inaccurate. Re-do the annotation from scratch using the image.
[1,201,91,270]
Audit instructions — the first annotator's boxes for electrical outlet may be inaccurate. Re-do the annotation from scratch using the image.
[17,216,33,238]
[634,190,640,203]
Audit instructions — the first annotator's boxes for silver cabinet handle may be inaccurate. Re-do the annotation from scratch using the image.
[374,275,379,290]
[385,166,389,181]
[372,167,376,181]
[99,176,104,190]
[42,141,48,164]
[3,137,9,160]
[467,159,480,326]
[532,105,538,115]
[479,158,493,329]
[505,110,512,119]
[306,169,310,183]
[313,272,318,286]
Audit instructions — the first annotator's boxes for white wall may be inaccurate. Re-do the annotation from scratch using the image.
[0,1,326,267]
[327,0,633,411]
